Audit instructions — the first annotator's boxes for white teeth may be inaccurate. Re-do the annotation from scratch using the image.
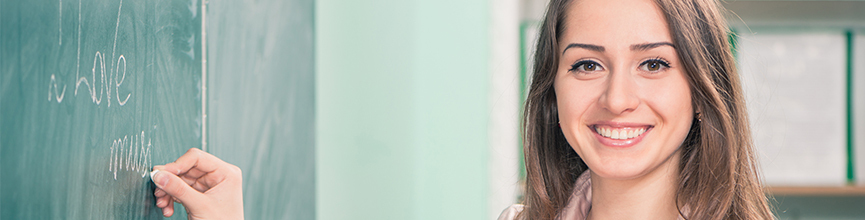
[594,127,647,140]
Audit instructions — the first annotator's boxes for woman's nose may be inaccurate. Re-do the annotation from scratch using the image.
[598,69,640,115]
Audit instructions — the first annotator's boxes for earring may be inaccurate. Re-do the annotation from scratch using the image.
[695,112,702,122]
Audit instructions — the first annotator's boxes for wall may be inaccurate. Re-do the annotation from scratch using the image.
[316,0,491,219]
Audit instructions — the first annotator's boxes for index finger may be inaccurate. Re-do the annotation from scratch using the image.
[161,148,227,177]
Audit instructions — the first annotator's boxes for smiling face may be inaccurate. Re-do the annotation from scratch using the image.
[554,0,694,180]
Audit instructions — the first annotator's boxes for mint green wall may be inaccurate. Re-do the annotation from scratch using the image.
[316,0,489,219]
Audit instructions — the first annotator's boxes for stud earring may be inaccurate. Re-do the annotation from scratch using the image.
[695,112,702,122]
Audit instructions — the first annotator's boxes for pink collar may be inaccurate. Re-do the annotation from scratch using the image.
[558,171,593,220]
[558,171,687,220]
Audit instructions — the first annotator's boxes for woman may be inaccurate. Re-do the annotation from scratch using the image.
[150,0,773,219]
[500,0,774,219]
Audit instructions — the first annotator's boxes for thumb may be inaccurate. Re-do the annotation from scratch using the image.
[152,170,205,209]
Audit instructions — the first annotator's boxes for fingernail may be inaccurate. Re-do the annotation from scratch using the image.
[152,170,167,187]
[150,169,159,180]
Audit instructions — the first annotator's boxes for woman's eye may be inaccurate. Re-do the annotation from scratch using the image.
[639,59,670,72]
[570,60,604,73]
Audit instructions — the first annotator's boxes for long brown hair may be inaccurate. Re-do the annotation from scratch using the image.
[519,0,774,219]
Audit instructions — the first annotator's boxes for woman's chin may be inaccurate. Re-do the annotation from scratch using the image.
[586,159,654,181]
[586,150,681,181]
[591,168,649,181]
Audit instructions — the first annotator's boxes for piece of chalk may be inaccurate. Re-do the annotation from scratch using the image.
[150,169,159,181]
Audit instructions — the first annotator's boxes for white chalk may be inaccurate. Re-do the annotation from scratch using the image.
[150,169,159,180]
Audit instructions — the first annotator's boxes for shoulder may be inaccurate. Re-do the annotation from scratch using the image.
[497,204,525,220]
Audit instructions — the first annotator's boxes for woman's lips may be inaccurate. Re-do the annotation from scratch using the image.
[590,124,653,148]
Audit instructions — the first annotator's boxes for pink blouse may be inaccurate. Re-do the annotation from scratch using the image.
[497,171,592,220]
[497,171,685,220]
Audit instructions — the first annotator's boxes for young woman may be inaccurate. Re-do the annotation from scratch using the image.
[150,0,773,219]
[499,0,774,219]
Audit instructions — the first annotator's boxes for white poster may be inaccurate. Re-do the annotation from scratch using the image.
[738,31,848,186]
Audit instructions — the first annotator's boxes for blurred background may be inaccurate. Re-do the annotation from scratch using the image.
[317,0,865,219]
[1,0,864,220]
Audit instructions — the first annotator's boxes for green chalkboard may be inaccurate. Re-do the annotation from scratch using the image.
[205,0,316,219]
[1,0,202,219]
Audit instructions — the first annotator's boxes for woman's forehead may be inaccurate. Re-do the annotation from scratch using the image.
[561,0,673,50]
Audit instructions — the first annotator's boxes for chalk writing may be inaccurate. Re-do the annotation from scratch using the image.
[110,0,123,65]
[48,74,66,103]
[59,0,62,45]
[76,0,80,89]
[115,55,130,105]
[52,0,130,107]
[109,131,152,179]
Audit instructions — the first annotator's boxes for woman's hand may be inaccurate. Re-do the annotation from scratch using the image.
[152,148,244,220]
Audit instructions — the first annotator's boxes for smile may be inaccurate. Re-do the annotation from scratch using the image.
[593,126,648,140]
[590,123,653,147]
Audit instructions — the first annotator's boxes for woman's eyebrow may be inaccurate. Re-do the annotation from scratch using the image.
[562,42,675,55]
[562,43,605,55]
[631,42,675,51]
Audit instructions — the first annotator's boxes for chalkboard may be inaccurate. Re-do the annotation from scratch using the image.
[205,0,315,219]
[1,0,202,219]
